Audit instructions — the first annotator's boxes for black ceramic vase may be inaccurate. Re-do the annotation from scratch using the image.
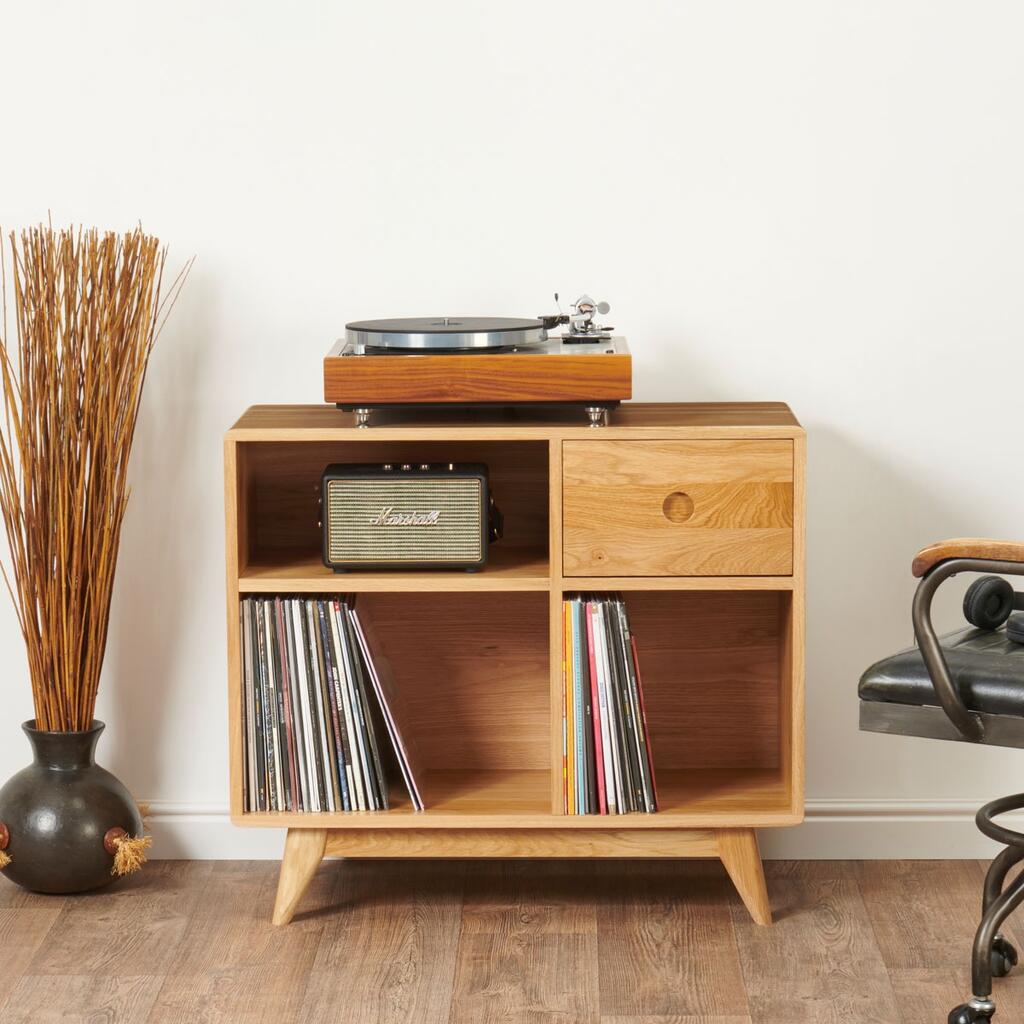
[0,720,143,894]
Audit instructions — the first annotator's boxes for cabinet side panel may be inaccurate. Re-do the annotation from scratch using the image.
[549,440,565,813]
[787,433,807,812]
[225,439,245,817]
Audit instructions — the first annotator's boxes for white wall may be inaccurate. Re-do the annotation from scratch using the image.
[3,0,1023,858]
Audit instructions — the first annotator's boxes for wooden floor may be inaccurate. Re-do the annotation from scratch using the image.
[1,858,1022,1022]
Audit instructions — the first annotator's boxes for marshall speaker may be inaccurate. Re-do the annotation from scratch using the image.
[320,462,503,572]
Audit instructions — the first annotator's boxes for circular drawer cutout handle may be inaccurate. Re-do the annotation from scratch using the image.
[662,490,694,523]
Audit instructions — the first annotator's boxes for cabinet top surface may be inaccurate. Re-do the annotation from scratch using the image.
[227,402,803,440]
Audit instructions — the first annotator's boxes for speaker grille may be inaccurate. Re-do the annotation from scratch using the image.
[326,477,483,564]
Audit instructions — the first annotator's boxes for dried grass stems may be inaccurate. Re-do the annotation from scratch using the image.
[0,225,189,731]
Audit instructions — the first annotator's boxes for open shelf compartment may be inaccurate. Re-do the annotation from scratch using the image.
[236,591,552,826]
[234,439,550,589]
[556,588,797,824]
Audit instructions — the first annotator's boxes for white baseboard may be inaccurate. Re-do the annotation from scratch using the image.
[142,799,1022,861]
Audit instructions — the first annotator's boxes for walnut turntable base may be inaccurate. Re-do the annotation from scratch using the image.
[322,336,632,425]
[224,402,805,927]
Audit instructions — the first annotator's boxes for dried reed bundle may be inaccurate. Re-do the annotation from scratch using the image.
[0,225,188,731]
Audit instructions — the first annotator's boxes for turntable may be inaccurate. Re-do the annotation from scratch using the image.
[323,295,631,427]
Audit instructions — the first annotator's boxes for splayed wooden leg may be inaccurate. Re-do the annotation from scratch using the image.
[272,828,327,926]
[718,827,772,925]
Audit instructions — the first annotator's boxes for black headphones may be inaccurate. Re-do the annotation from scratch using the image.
[963,576,1024,643]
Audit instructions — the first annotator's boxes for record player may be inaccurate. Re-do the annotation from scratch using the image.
[323,295,631,427]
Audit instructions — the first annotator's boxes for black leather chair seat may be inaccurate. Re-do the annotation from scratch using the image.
[859,626,1024,717]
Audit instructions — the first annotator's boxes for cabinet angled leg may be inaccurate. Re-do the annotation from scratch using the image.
[272,828,328,926]
[717,827,772,925]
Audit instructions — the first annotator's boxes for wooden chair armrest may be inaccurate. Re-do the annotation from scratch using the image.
[912,538,1024,578]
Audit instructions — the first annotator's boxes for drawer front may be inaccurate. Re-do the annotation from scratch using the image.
[562,439,794,576]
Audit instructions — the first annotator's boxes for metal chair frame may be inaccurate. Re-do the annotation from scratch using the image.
[860,557,1024,1023]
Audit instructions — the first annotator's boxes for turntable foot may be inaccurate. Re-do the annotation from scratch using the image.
[354,407,372,428]
[585,406,609,428]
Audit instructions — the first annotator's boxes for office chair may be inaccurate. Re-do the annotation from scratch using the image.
[859,538,1024,1024]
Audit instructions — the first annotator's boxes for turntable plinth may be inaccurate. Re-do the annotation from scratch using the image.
[322,338,632,407]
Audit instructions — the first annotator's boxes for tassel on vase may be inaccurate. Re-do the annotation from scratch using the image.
[103,827,152,877]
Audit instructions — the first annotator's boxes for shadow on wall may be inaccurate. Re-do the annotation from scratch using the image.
[99,269,217,799]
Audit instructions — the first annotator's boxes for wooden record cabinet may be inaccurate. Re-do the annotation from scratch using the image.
[224,403,805,926]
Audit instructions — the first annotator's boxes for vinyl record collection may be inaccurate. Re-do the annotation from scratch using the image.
[563,595,658,814]
[241,597,424,813]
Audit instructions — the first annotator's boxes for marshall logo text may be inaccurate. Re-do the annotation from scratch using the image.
[369,507,441,527]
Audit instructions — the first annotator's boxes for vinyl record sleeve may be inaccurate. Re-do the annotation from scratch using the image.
[340,602,389,810]
[303,601,337,812]
[324,601,364,809]
[605,599,639,813]
[317,598,354,806]
[262,601,285,811]
[352,608,425,810]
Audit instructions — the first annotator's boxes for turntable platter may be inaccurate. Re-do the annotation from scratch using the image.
[345,316,548,351]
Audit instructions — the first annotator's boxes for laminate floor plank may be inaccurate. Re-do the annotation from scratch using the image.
[10,859,1024,1022]
[148,861,329,1023]
[0,880,67,911]
[450,930,599,1024]
[1,974,163,1024]
[461,859,598,936]
[595,861,748,1019]
[25,860,214,977]
[601,1017,752,1023]
[732,861,895,1024]
[855,859,984,970]
[0,906,62,1008]
[300,859,465,1024]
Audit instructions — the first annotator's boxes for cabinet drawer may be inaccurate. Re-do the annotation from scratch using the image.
[562,439,794,576]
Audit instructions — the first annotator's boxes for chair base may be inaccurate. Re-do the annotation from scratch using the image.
[947,792,1024,1022]
[859,699,1024,749]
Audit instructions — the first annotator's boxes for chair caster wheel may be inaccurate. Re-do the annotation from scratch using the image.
[992,935,1018,978]
[949,999,995,1023]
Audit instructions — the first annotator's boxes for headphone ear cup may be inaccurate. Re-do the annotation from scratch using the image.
[963,576,1015,629]
[1007,612,1024,644]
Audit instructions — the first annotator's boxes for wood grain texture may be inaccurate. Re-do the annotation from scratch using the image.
[601,1018,752,1023]
[0,859,1003,1023]
[912,536,1024,577]
[357,591,550,772]
[626,591,783,772]
[323,348,632,404]
[563,440,793,577]
[25,861,213,976]
[855,859,986,969]
[717,829,771,926]
[602,1018,752,1023]
[152,862,326,1022]
[450,930,599,1023]
[0,908,61,1004]
[300,860,464,1024]
[596,861,750,1018]
[1,974,164,1024]
[549,439,566,814]
[241,768,794,830]
[732,861,896,1022]
[225,439,245,818]
[228,402,803,437]
[324,828,719,859]
[273,828,327,926]
[240,544,551,592]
